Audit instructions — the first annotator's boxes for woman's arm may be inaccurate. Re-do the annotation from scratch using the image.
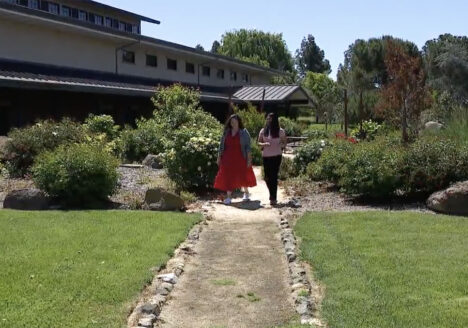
[258,129,270,147]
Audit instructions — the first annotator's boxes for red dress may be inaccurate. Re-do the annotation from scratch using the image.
[214,132,257,191]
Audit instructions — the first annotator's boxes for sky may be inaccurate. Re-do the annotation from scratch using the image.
[101,0,468,77]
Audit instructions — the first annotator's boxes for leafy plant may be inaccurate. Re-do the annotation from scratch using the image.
[84,114,119,140]
[294,140,327,174]
[279,117,302,137]
[32,143,119,207]
[4,119,85,177]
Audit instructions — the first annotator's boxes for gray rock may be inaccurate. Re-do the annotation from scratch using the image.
[296,300,310,315]
[160,282,174,292]
[3,189,50,210]
[138,314,157,327]
[140,303,160,315]
[155,287,170,296]
[142,154,162,169]
[145,188,185,211]
[158,273,178,284]
[427,181,468,215]
[424,121,443,131]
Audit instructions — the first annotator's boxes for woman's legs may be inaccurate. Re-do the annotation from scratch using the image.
[263,156,282,202]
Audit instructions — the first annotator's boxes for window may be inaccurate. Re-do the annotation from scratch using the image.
[105,17,112,28]
[94,15,103,25]
[242,73,249,83]
[185,62,195,74]
[78,10,87,21]
[202,66,211,77]
[217,69,225,79]
[118,21,126,31]
[230,71,237,81]
[61,6,71,17]
[122,50,135,64]
[167,58,177,71]
[48,2,59,15]
[146,55,158,67]
[71,8,78,19]
[88,13,95,23]
[132,25,139,34]
[18,0,28,6]
[112,19,119,29]
[28,0,38,9]
[40,1,48,11]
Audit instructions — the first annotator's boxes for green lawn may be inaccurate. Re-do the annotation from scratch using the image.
[0,210,201,328]
[295,211,468,328]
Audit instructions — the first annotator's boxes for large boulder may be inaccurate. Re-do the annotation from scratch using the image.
[3,189,50,210]
[142,154,162,169]
[427,181,468,216]
[145,188,184,211]
[424,121,443,131]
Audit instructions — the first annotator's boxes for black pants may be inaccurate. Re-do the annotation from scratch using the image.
[263,155,282,201]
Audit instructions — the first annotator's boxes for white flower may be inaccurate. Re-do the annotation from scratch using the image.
[52,132,58,136]
[207,162,211,166]
[198,166,202,171]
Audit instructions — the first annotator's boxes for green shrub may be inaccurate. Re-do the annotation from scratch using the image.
[279,156,297,180]
[338,141,404,198]
[162,127,221,191]
[84,114,119,140]
[250,139,263,166]
[236,103,265,139]
[4,119,85,177]
[351,119,382,141]
[294,140,327,174]
[279,117,302,137]
[402,136,468,195]
[32,143,119,207]
[119,120,166,162]
[302,127,330,140]
[307,140,355,182]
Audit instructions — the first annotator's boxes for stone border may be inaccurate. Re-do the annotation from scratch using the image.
[278,214,326,327]
[127,214,210,328]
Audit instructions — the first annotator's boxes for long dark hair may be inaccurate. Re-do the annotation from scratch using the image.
[224,114,244,132]
[264,112,280,138]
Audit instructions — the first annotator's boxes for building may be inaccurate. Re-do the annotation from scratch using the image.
[0,0,310,134]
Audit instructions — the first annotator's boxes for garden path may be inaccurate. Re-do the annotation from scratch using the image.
[157,167,296,328]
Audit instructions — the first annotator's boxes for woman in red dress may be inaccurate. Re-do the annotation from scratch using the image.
[214,114,257,204]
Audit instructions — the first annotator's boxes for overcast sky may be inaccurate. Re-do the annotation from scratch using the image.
[101,0,468,77]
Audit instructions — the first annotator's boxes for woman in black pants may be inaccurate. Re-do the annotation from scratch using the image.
[258,113,287,205]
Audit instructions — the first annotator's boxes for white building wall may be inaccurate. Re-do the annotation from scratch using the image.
[0,8,275,87]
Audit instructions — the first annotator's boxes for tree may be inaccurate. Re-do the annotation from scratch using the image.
[295,35,331,77]
[195,44,205,51]
[303,72,339,127]
[216,29,293,71]
[423,34,468,105]
[211,40,221,53]
[377,40,431,143]
[341,36,420,132]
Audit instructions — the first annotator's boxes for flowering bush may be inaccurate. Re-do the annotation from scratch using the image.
[294,139,327,174]
[351,119,382,141]
[335,132,358,144]
[236,103,265,139]
[163,127,221,191]
[32,143,119,207]
[4,119,85,177]
[303,128,330,140]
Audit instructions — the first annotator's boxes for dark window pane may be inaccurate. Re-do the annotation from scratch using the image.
[230,71,237,81]
[122,50,135,64]
[186,62,195,74]
[146,55,158,67]
[202,66,210,77]
[167,58,177,71]
[217,69,225,79]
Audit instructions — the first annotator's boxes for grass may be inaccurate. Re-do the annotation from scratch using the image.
[0,210,201,328]
[295,211,468,328]
[211,278,236,286]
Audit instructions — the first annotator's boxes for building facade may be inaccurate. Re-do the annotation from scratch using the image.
[0,0,310,134]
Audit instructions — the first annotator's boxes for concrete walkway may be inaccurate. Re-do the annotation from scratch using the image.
[157,168,295,328]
